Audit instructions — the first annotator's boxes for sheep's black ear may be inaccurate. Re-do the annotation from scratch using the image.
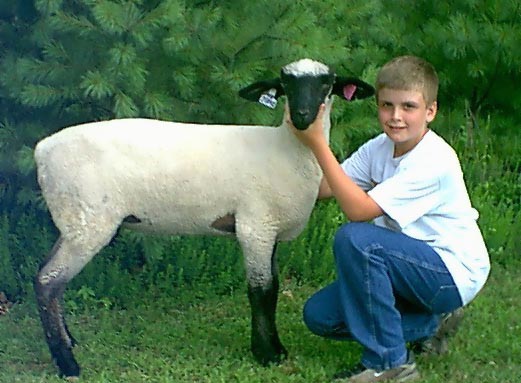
[332,77,375,101]
[238,79,285,102]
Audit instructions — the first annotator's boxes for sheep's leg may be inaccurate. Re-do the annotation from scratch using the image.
[34,230,115,379]
[248,242,287,364]
[237,226,287,365]
[35,237,78,345]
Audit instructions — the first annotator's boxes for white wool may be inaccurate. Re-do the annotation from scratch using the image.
[34,57,339,290]
[34,114,333,286]
[282,58,330,77]
[31,58,376,378]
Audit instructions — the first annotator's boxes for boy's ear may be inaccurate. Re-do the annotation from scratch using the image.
[238,79,285,102]
[332,77,375,101]
[426,101,438,123]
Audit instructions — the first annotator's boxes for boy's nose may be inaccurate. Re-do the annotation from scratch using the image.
[391,107,403,120]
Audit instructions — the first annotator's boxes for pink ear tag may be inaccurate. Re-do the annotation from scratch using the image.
[343,84,357,101]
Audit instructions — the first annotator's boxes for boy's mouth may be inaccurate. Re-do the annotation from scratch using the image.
[388,125,407,131]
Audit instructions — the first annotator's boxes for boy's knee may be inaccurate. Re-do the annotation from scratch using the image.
[302,293,335,337]
[303,282,345,337]
[302,297,320,333]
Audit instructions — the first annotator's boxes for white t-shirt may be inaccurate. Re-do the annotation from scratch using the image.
[340,130,490,305]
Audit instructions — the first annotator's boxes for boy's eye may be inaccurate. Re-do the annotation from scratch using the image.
[403,103,417,109]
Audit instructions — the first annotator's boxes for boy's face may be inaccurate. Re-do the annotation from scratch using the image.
[377,88,437,157]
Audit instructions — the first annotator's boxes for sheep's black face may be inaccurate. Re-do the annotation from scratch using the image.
[281,72,335,131]
[239,58,374,130]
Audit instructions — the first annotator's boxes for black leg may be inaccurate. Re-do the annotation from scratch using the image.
[247,243,287,364]
[34,278,80,378]
[34,238,80,378]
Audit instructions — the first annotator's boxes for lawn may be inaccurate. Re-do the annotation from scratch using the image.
[1,263,520,383]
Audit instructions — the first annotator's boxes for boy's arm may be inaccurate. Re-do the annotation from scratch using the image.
[318,176,333,199]
[311,140,384,221]
[291,104,383,221]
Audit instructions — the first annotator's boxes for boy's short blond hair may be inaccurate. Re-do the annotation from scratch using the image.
[376,55,438,105]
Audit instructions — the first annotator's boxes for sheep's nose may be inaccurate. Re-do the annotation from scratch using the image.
[298,108,315,121]
[291,109,314,130]
[296,109,309,117]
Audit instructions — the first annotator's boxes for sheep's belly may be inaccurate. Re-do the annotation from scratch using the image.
[120,203,313,240]
[121,214,235,236]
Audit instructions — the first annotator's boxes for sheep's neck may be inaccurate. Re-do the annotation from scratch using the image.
[282,106,332,144]
[321,102,333,143]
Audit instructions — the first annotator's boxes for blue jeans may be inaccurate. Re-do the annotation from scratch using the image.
[303,222,462,371]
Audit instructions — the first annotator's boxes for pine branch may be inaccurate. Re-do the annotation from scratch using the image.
[80,70,114,99]
[109,43,137,66]
[20,84,60,107]
[114,91,138,118]
[15,145,35,176]
[49,10,96,35]
[34,0,63,16]
[118,61,148,93]
[143,92,172,118]
[91,0,128,35]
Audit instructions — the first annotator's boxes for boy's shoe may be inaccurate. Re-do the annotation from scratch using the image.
[333,351,420,382]
[411,307,464,355]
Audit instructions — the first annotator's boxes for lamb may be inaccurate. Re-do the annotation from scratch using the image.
[33,58,374,379]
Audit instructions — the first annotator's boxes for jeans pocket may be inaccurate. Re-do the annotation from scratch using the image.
[428,285,462,313]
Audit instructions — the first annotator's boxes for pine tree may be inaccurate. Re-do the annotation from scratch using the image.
[370,0,521,124]
[2,0,519,302]
[0,0,382,299]
[1,0,383,185]
[0,0,42,209]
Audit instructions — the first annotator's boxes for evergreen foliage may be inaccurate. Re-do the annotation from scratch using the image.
[0,216,18,296]
[0,0,519,305]
[371,0,521,123]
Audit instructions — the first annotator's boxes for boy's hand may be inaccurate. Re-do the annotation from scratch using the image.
[286,103,328,150]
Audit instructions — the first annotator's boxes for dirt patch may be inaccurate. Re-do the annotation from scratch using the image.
[0,292,13,316]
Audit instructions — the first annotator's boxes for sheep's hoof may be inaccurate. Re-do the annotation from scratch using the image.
[53,347,80,381]
[253,345,288,366]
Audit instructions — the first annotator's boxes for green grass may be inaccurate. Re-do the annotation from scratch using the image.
[1,264,520,383]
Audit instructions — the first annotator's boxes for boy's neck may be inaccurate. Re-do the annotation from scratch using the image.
[393,128,430,157]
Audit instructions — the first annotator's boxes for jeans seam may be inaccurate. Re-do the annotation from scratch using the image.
[364,242,450,274]
[364,249,379,360]
[331,222,459,370]
[362,246,398,370]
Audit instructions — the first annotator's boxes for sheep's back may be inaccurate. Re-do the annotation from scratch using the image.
[34,118,322,238]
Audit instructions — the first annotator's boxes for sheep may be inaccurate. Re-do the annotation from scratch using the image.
[33,58,374,379]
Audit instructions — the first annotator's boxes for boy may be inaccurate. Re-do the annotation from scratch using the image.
[288,56,490,382]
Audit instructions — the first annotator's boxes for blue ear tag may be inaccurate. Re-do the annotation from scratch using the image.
[258,88,278,109]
